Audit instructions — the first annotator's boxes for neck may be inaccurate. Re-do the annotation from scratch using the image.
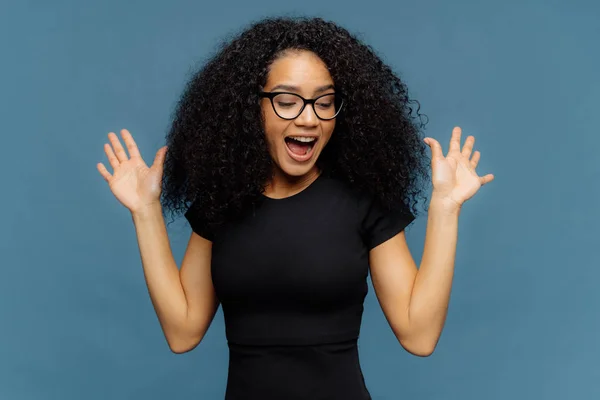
[263,166,321,199]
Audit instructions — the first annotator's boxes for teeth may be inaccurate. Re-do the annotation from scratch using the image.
[288,136,316,143]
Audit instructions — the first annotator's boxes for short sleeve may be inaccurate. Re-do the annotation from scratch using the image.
[184,203,214,241]
[360,195,415,250]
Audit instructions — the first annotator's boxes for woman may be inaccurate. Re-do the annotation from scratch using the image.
[97,16,494,400]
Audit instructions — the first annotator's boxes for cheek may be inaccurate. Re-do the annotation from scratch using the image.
[321,121,336,142]
[261,109,288,145]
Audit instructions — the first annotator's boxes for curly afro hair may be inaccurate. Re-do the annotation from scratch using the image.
[160,16,431,231]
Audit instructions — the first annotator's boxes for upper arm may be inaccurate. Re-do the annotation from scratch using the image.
[369,230,418,343]
[359,193,417,344]
[178,231,219,348]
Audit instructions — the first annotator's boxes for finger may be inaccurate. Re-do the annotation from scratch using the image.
[470,151,480,169]
[448,126,462,153]
[108,131,129,162]
[120,129,141,159]
[104,142,120,170]
[480,173,495,185]
[152,146,168,171]
[96,162,112,182]
[461,135,475,158]
[424,137,445,159]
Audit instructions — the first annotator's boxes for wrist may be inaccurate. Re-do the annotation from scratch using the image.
[131,201,163,221]
[429,192,462,216]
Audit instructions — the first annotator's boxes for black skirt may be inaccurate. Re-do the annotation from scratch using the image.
[224,338,372,400]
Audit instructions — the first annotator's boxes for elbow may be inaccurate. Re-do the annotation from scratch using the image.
[166,334,202,354]
[398,336,438,357]
[408,344,436,357]
[168,343,194,354]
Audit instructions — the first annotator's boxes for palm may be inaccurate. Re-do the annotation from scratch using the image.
[97,129,168,213]
[425,127,494,206]
[109,158,161,210]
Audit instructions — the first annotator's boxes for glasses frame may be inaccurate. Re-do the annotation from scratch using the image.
[258,91,344,121]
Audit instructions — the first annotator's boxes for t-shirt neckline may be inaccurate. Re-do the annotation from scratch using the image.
[261,173,323,201]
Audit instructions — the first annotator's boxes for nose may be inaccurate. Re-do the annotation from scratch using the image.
[294,104,319,127]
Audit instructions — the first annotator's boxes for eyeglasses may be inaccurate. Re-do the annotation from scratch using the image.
[259,91,344,121]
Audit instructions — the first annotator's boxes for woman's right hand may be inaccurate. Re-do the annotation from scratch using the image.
[97,129,168,214]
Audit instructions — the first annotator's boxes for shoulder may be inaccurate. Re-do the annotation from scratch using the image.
[184,201,219,242]
[317,173,415,249]
[334,179,415,250]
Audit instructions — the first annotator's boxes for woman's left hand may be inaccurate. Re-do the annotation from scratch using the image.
[424,126,494,210]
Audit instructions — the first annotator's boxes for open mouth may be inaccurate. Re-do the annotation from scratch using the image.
[284,136,318,162]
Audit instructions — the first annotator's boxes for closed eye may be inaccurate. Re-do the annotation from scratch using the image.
[277,102,297,108]
[316,101,333,109]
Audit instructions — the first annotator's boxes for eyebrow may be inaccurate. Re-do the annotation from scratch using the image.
[270,84,335,94]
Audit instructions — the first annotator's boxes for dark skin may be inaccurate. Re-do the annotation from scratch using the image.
[96,50,494,355]
[260,50,336,198]
[259,49,495,356]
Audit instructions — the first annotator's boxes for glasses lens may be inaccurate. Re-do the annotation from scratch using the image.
[272,93,304,119]
[313,94,338,120]
[271,93,342,120]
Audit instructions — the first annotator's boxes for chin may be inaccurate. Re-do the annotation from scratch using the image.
[278,160,318,177]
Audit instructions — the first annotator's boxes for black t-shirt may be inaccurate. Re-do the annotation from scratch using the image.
[185,173,415,346]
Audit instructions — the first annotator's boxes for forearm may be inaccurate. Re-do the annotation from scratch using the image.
[131,203,189,342]
[408,195,460,346]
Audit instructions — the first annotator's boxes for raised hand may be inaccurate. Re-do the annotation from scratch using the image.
[424,126,494,209]
[97,129,168,214]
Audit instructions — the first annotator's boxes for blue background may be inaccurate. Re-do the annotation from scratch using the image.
[1,0,599,399]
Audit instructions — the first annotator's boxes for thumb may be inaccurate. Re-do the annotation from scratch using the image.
[151,146,168,172]
[424,137,444,159]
